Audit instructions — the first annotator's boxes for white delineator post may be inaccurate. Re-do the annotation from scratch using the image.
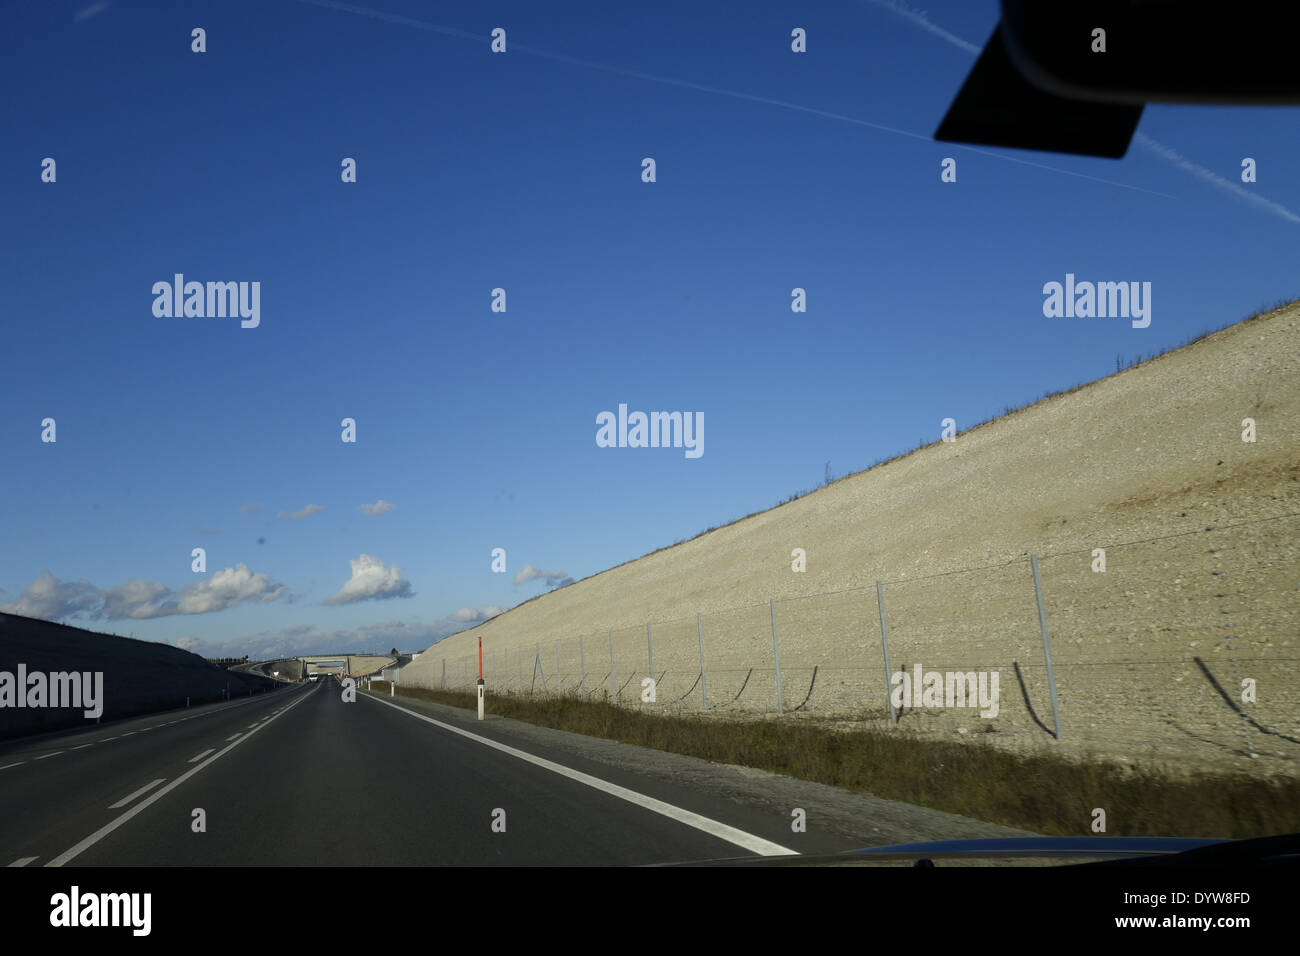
[477,636,486,720]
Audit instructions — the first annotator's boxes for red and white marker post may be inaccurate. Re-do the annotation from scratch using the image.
[477,636,486,720]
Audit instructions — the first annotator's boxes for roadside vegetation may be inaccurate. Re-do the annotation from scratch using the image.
[367,682,1299,840]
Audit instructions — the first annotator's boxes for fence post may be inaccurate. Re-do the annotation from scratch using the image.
[556,641,562,695]
[697,613,708,708]
[579,636,585,696]
[646,623,654,697]
[877,581,896,724]
[1030,555,1063,739]
[609,629,616,701]
[441,658,446,690]
[770,598,784,714]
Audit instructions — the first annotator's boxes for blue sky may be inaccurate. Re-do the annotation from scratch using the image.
[2,0,1297,660]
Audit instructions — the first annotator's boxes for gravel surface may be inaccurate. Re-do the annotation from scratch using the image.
[403,303,1300,779]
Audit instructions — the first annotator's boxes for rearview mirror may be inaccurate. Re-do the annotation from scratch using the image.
[1000,0,1300,105]
[936,1,1300,158]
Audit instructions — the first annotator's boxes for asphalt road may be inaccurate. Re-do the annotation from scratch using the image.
[0,677,895,865]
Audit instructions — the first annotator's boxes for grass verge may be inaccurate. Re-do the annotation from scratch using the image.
[368,683,1298,840]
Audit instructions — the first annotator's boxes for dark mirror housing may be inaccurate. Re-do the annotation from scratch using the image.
[936,1,1300,158]
[1001,0,1300,105]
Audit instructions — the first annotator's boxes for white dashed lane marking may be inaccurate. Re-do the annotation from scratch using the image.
[109,779,167,810]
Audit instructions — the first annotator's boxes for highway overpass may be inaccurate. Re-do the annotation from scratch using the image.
[239,655,397,682]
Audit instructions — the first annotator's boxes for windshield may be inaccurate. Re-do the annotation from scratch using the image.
[1,0,1295,933]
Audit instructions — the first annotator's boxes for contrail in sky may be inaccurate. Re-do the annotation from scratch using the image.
[861,0,1300,224]
[289,0,1173,198]
[1133,133,1300,225]
[861,0,982,55]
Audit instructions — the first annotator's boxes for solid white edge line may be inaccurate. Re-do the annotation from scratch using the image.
[108,778,167,809]
[362,693,798,858]
[45,688,313,867]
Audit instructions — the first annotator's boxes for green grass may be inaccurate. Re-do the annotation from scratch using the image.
[369,683,1299,841]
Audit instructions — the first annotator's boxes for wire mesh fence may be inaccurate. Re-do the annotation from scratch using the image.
[417,513,1300,756]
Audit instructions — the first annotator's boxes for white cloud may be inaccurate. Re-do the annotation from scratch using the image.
[322,554,414,606]
[276,504,324,520]
[240,503,264,514]
[177,565,288,614]
[0,565,287,622]
[101,579,173,619]
[451,605,505,624]
[0,571,100,620]
[513,564,573,588]
[360,499,395,515]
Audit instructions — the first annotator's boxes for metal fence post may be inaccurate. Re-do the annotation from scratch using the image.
[1031,554,1063,740]
[770,598,784,714]
[609,629,616,701]
[646,623,654,693]
[579,636,585,695]
[441,658,446,690]
[697,613,708,708]
[556,641,561,695]
[877,581,896,724]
